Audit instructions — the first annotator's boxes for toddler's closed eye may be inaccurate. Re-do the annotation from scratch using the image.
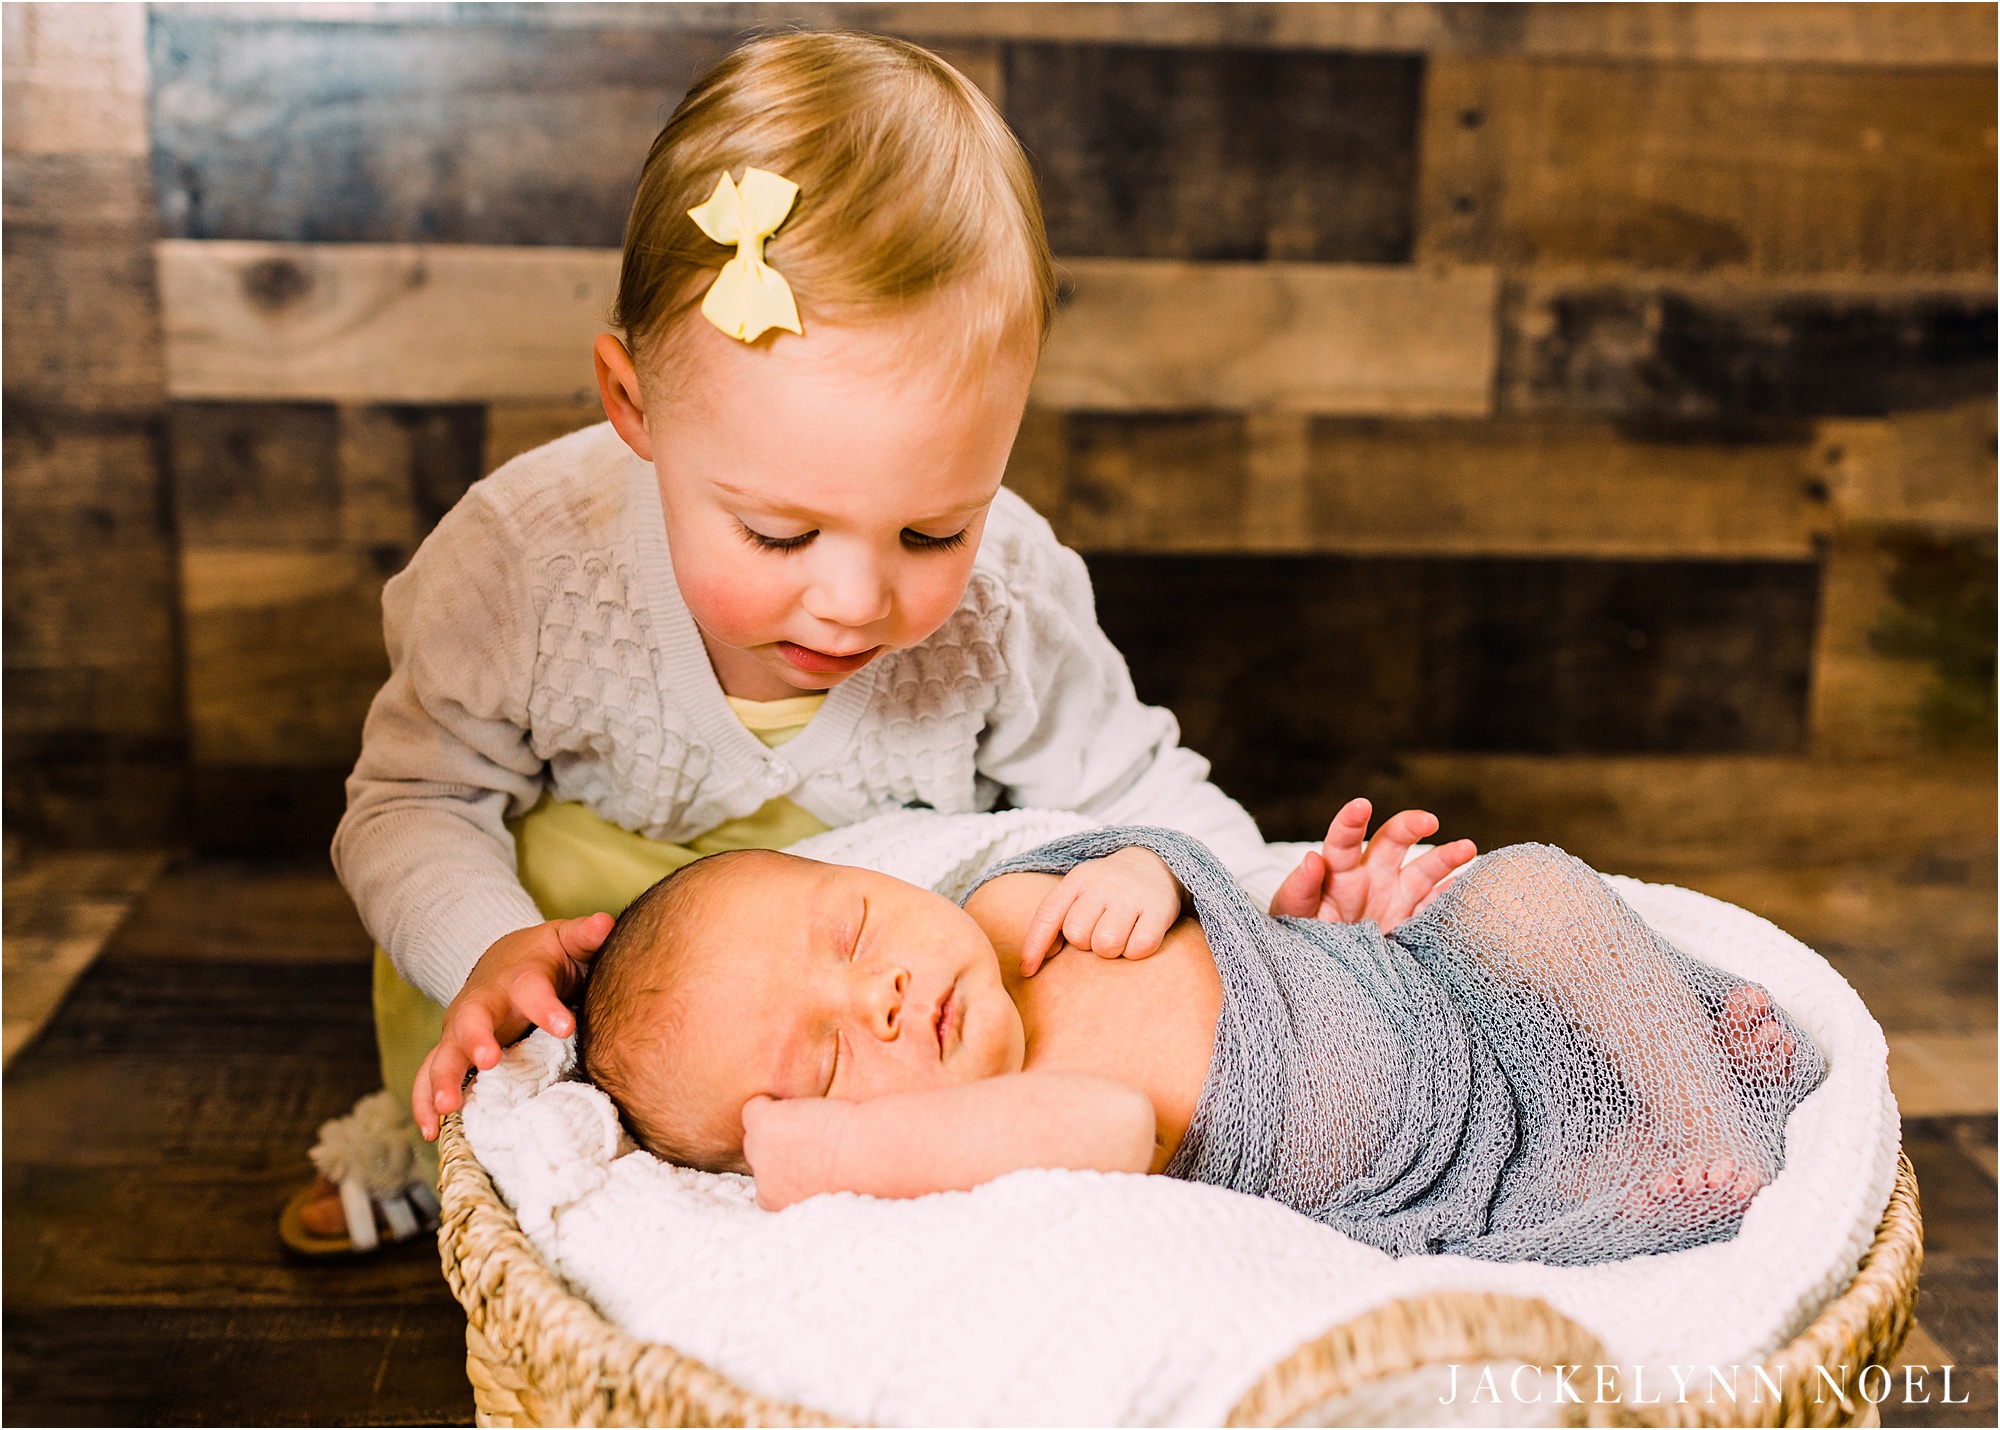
[900,528,967,553]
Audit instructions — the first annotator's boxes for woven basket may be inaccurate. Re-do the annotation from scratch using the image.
[438,1115,1920,1428]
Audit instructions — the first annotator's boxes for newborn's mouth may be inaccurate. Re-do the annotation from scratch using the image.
[933,983,961,1060]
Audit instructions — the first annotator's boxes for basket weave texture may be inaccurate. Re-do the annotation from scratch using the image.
[437,1115,1920,1428]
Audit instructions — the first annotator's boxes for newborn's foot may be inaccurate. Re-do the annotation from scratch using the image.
[1717,986,1797,1085]
[1617,1153,1765,1225]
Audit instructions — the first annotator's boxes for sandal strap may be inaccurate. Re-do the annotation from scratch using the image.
[338,1177,380,1252]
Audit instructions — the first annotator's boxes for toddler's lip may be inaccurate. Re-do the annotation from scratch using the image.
[777,640,884,675]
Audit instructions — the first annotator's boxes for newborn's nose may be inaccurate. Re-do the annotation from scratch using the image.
[864,966,909,1041]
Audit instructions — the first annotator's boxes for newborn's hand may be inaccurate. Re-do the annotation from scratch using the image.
[742,1095,850,1211]
[1019,847,1184,977]
[1269,798,1477,934]
[411,912,613,1140]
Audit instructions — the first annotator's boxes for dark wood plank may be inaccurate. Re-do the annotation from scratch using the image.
[1088,552,1821,808]
[148,13,735,247]
[186,765,353,858]
[98,863,372,965]
[167,401,341,548]
[1421,57,1997,275]
[1004,43,1420,262]
[3,1303,472,1427]
[1498,277,1996,427]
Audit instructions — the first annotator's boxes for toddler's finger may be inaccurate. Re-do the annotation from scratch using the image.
[1368,808,1440,867]
[453,1001,504,1072]
[426,1039,475,1126]
[557,910,615,961]
[411,1048,442,1138]
[514,975,577,1039]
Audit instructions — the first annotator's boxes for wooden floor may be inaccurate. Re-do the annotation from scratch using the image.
[3,853,1993,1427]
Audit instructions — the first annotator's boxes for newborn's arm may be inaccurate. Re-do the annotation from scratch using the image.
[741,1073,1156,1211]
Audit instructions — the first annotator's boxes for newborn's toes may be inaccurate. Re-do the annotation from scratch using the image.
[1719,987,1795,1084]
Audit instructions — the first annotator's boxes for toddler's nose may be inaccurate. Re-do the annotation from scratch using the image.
[863,966,909,1041]
[803,552,893,629]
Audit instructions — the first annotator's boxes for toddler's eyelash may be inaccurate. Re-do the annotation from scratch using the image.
[738,522,816,553]
[902,528,967,553]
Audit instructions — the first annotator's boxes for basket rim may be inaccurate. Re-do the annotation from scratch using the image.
[437,1115,1920,1428]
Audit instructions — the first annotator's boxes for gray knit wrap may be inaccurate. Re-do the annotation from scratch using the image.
[973,828,1825,1266]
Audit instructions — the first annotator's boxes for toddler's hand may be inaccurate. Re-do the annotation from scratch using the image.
[1019,847,1184,977]
[411,912,614,1139]
[1269,798,1476,934]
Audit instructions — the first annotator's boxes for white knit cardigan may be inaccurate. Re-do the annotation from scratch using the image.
[333,423,1293,1004]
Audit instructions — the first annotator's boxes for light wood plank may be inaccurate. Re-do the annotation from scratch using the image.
[1034,260,1497,416]
[167,3,1998,67]
[1010,414,1830,559]
[2,2,149,158]
[157,240,614,404]
[1420,56,1997,275]
[2,850,166,1070]
[158,241,1501,416]
[1814,402,1998,533]
[1887,1032,1998,1117]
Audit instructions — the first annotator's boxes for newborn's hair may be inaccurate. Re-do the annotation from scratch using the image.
[576,849,772,1171]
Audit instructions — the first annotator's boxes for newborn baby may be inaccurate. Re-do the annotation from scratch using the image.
[577,801,1824,1266]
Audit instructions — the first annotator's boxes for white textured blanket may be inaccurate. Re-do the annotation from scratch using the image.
[463,811,1899,1427]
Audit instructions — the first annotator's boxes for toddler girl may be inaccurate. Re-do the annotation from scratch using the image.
[289,31,1306,1252]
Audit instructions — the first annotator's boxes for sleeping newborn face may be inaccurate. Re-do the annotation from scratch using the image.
[580,849,1025,1173]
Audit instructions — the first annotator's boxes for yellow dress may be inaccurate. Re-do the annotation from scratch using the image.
[372,693,830,1181]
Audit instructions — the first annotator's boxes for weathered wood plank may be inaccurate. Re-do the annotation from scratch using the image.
[484,399,602,474]
[156,241,614,403]
[2,851,166,1069]
[1014,413,1831,558]
[157,242,1502,415]
[148,11,731,247]
[1811,528,1997,758]
[96,864,374,966]
[1037,260,1498,416]
[1497,273,1996,425]
[160,3,1999,67]
[1089,551,1822,819]
[2,2,149,158]
[1421,56,1997,275]
[2,1303,474,1426]
[1007,44,1420,263]
[1814,401,1998,533]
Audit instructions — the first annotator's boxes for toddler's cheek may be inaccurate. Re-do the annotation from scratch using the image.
[890,558,981,645]
[678,565,796,646]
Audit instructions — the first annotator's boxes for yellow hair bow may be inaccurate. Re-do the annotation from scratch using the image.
[687,167,802,343]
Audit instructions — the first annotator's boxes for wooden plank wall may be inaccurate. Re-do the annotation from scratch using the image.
[3,4,185,846]
[7,2,1994,874]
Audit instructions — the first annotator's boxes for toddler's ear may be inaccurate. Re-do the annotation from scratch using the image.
[594,333,653,461]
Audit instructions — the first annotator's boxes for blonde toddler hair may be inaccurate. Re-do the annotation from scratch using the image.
[614,31,1058,375]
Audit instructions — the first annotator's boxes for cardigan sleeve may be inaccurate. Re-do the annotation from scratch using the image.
[974,498,1295,909]
[331,491,550,1005]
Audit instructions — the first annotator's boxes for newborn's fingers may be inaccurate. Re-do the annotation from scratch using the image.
[1091,903,1143,960]
[1019,886,1074,977]
[1269,850,1328,919]
[1403,840,1479,922]
[1062,891,1110,953]
[1126,902,1176,960]
[1318,799,1372,873]
[1366,809,1441,872]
